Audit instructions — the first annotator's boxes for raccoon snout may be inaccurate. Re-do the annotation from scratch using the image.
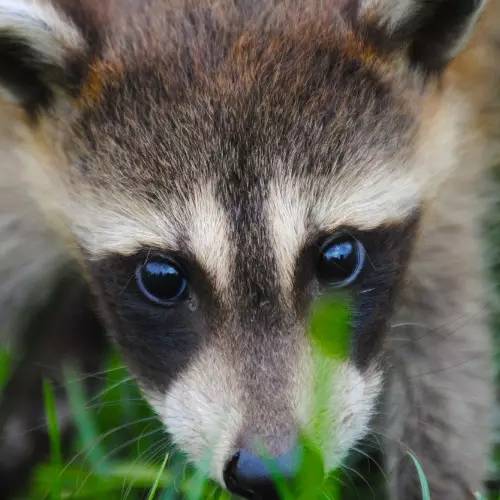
[223,447,300,499]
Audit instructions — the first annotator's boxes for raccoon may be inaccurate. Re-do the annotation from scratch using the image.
[0,0,499,498]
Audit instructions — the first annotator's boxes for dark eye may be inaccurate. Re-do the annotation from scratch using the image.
[136,258,188,305]
[317,234,366,287]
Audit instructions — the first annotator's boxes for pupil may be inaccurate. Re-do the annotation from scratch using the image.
[319,237,360,284]
[140,260,186,302]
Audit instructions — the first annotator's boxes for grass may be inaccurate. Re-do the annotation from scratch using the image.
[22,355,438,500]
[43,380,63,500]
[0,350,11,394]
[5,286,500,499]
[2,297,440,499]
[2,302,498,500]
[1,283,499,499]
[25,354,233,500]
[34,348,496,499]
[408,453,430,500]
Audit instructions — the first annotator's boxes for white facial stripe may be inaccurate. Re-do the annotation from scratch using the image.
[187,187,232,291]
[267,181,309,292]
[314,170,420,229]
[72,184,232,289]
[149,346,243,483]
[70,193,179,257]
[267,171,420,291]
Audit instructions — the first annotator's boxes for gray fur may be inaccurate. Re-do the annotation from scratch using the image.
[384,170,494,498]
[0,0,499,497]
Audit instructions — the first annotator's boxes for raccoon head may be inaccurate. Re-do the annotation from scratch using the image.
[0,0,485,495]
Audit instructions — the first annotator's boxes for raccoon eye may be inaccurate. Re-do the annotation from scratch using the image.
[136,258,188,305]
[317,234,365,288]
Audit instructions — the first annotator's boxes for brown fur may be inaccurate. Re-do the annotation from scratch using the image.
[0,0,499,497]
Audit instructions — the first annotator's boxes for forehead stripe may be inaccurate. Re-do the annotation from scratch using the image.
[267,173,420,292]
[73,185,232,291]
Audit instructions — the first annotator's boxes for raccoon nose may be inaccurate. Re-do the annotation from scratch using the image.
[223,448,299,499]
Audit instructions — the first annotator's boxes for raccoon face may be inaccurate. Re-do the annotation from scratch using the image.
[0,0,485,493]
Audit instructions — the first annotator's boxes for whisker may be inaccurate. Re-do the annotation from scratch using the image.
[73,426,166,496]
[337,463,372,499]
[63,366,130,385]
[83,375,136,406]
[83,398,147,411]
[389,305,488,344]
[121,435,171,500]
[59,415,161,480]
[351,445,389,485]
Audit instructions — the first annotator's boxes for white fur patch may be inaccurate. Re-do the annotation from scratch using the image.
[71,184,232,290]
[70,192,179,257]
[266,180,309,292]
[266,168,421,291]
[146,341,382,483]
[186,188,232,291]
[147,346,242,483]
[324,364,382,470]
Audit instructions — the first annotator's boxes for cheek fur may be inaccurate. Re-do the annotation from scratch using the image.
[146,346,243,484]
[293,344,383,471]
[325,364,383,469]
[145,336,382,483]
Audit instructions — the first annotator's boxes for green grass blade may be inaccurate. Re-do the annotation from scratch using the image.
[43,379,62,500]
[64,368,108,473]
[147,452,169,500]
[0,349,12,395]
[408,452,431,500]
[31,462,174,498]
[184,467,209,500]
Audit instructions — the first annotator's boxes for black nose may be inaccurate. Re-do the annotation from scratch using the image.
[223,448,299,499]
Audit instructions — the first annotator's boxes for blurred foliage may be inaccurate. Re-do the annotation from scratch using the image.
[0,350,12,395]
[26,356,343,499]
[26,355,232,500]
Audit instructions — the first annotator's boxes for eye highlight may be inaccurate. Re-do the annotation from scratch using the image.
[136,258,188,305]
[317,234,366,288]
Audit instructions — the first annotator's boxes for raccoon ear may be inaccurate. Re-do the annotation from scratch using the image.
[359,0,486,71]
[0,0,89,114]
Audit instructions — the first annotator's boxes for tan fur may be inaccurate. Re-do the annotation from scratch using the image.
[0,0,499,498]
[0,101,67,345]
